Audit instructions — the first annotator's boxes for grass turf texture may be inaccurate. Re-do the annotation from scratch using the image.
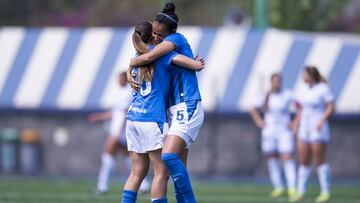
[0,178,359,203]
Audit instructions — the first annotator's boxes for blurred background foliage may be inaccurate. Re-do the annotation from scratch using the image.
[0,0,359,33]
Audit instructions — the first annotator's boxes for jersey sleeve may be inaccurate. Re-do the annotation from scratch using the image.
[321,84,334,103]
[164,33,182,50]
[255,94,265,108]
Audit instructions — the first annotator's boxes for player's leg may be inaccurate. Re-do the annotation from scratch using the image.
[96,136,120,193]
[311,142,331,202]
[163,101,203,203]
[280,153,296,197]
[278,130,296,198]
[122,152,150,203]
[262,133,284,197]
[267,152,284,197]
[149,149,170,203]
[296,140,312,197]
[173,149,188,203]
[162,135,196,203]
[118,135,150,193]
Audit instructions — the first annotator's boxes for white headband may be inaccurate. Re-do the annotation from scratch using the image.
[157,13,178,24]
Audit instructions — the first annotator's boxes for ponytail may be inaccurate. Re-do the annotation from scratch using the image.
[132,22,155,83]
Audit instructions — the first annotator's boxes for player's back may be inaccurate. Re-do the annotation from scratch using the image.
[127,51,176,123]
[164,33,201,105]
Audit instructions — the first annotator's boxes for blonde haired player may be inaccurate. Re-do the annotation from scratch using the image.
[250,73,297,200]
[291,66,335,202]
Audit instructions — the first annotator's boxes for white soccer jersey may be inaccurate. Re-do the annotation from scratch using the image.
[296,82,334,142]
[256,89,293,128]
[256,89,294,154]
[297,82,334,116]
[109,85,133,137]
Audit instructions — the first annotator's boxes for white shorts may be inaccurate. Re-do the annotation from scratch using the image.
[261,126,294,154]
[126,120,167,153]
[298,118,330,143]
[168,100,204,148]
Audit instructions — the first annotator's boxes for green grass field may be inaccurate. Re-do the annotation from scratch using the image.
[0,178,359,203]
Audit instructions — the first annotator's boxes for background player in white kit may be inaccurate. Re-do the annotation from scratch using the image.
[291,66,335,203]
[88,72,150,194]
[250,73,297,200]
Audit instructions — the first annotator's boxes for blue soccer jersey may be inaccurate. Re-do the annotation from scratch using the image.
[127,51,177,123]
[164,33,202,106]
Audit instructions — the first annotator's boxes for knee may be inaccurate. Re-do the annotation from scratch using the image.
[154,170,170,181]
[280,153,293,161]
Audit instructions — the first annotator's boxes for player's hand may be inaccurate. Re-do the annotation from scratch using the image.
[128,77,141,91]
[127,68,141,91]
[194,55,205,71]
[316,119,324,131]
[256,120,265,129]
[88,114,99,123]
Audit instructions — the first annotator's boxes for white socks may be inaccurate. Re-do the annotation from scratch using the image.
[139,176,151,192]
[297,164,331,195]
[317,163,331,194]
[268,158,284,189]
[97,153,115,192]
[297,165,311,195]
[283,159,296,190]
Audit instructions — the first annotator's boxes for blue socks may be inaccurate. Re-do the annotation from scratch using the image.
[151,197,168,203]
[162,153,196,203]
[174,182,185,203]
[122,190,137,203]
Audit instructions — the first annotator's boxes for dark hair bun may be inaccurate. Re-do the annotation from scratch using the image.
[162,2,176,14]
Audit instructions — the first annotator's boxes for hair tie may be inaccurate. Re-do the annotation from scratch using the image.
[157,13,178,24]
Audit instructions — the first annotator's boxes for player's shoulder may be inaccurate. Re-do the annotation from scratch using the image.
[315,82,331,93]
[168,32,183,38]
[165,32,186,43]
[281,88,293,98]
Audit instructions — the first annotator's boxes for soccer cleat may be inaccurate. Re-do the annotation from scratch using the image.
[92,188,107,195]
[315,193,330,203]
[288,188,297,198]
[270,188,284,198]
[289,192,304,202]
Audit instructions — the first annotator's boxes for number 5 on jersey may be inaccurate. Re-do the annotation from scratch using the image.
[176,110,186,124]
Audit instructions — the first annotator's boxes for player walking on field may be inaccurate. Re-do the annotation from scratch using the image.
[291,66,335,203]
[250,73,297,201]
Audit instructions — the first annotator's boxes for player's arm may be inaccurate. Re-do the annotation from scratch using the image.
[130,41,175,67]
[291,103,302,135]
[171,54,205,71]
[88,111,112,123]
[250,107,264,129]
[322,101,335,121]
[127,66,141,91]
[317,101,335,130]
